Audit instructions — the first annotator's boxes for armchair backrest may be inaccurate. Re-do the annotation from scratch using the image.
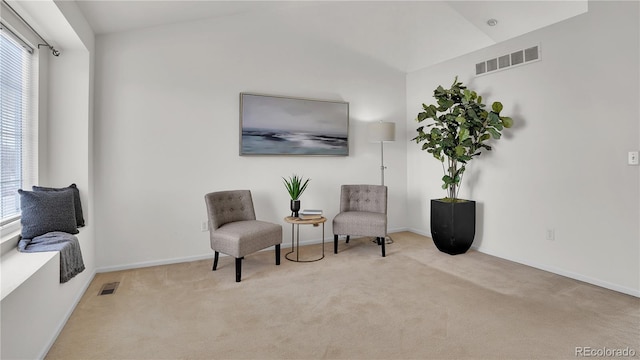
[340,185,387,214]
[205,190,256,230]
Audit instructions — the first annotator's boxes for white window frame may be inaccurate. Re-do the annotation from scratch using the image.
[0,15,39,243]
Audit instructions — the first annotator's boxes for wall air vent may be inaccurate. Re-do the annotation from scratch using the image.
[511,50,524,65]
[475,45,540,76]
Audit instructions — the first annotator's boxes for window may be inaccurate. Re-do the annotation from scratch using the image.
[1,26,36,227]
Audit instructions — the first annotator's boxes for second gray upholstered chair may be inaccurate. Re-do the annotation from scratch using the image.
[204,190,282,282]
[333,184,388,257]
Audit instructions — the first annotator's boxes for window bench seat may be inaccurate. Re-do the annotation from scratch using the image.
[1,228,92,359]
[0,228,86,300]
[1,245,58,300]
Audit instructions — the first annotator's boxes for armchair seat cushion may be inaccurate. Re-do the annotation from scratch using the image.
[333,211,386,238]
[211,220,282,258]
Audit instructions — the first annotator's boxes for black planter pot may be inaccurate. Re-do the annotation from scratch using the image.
[430,199,476,255]
[290,200,301,217]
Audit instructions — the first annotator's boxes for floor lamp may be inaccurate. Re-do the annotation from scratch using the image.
[368,121,396,185]
[368,121,395,244]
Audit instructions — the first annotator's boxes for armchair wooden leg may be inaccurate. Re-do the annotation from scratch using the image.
[381,237,386,257]
[212,251,219,271]
[334,235,338,254]
[275,244,281,265]
[235,257,242,282]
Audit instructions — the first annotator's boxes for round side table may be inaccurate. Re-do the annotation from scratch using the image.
[284,216,326,262]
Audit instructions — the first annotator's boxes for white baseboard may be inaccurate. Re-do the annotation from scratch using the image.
[407,227,431,238]
[97,228,639,298]
[96,253,214,273]
[38,268,97,359]
[474,246,640,298]
[96,227,410,274]
[97,241,314,273]
[408,227,639,298]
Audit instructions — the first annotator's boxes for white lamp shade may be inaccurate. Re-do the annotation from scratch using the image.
[368,121,396,142]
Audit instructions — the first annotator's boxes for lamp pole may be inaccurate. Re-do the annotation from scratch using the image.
[368,121,395,245]
[380,140,386,186]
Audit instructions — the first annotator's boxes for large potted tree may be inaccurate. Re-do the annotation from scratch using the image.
[412,77,513,255]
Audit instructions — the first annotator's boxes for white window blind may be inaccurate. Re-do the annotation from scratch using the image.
[1,26,36,226]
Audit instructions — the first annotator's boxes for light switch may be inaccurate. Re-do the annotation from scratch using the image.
[629,151,639,165]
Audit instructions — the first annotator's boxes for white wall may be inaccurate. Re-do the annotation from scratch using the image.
[0,1,96,359]
[93,8,408,269]
[406,1,640,295]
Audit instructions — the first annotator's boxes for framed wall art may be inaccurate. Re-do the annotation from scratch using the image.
[240,93,349,156]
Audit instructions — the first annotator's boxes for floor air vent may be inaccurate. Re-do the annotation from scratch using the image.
[476,45,540,76]
[98,282,119,296]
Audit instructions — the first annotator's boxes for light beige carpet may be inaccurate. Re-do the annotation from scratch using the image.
[46,232,639,359]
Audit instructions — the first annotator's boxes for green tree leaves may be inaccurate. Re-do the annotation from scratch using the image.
[458,128,469,142]
[412,77,514,199]
[282,175,310,200]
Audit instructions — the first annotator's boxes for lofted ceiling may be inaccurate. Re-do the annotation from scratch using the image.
[75,0,588,73]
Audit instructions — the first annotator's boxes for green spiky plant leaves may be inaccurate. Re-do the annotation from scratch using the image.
[282,174,310,200]
[412,77,513,201]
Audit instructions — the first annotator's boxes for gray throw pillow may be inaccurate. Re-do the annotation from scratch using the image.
[19,189,79,239]
[32,183,85,227]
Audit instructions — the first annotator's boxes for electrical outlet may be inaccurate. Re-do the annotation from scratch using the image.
[628,151,639,165]
[201,221,209,232]
[546,229,555,241]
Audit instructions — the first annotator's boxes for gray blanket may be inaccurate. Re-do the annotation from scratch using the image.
[18,231,85,283]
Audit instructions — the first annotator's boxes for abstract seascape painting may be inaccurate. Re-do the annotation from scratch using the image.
[240,93,349,156]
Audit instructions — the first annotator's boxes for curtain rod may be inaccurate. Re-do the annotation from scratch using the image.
[1,0,60,56]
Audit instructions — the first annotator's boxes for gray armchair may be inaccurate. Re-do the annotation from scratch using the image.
[333,184,388,257]
[204,190,282,282]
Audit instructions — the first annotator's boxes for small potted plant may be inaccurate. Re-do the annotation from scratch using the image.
[283,174,310,217]
[412,77,513,254]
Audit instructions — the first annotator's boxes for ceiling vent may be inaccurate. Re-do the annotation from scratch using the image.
[475,45,540,76]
